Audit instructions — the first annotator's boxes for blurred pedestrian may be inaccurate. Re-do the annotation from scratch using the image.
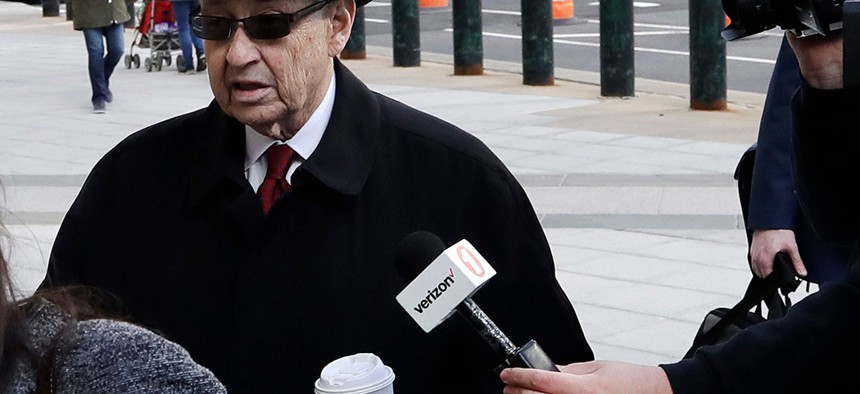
[72,0,130,114]
[171,0,206,74]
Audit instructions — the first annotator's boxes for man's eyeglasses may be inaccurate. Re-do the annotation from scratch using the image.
[190,0,334,40]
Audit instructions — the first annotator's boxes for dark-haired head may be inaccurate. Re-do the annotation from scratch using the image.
[0,197,129,392]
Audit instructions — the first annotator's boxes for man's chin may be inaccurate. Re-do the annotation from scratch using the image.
[225,105,273,128]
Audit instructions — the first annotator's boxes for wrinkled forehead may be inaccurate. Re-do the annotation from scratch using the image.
[200,0,313,14]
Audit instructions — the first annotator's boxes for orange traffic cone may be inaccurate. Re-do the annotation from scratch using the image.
[419,0,448,8]
[552,0,574,20]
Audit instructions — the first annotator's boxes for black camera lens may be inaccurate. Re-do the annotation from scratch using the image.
[722,0,774,40]
[721,0,841,40]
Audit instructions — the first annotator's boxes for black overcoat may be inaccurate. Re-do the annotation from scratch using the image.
[43,60,593,393]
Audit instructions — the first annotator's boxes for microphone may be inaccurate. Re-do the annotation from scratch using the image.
[394,231,559,372]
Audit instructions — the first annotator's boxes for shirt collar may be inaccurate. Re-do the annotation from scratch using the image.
[244,73,336,170]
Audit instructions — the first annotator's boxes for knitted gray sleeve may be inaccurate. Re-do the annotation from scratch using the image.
[55,319,228,393]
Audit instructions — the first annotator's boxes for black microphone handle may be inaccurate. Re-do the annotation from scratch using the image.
[454,298,560,373]
[455,298,518,357]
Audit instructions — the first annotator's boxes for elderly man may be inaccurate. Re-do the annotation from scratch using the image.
[41,0,593,392]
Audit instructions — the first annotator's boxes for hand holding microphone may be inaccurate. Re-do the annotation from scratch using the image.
[394,231,559,372]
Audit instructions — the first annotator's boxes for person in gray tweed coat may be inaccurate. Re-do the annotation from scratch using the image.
[6,301,227,394]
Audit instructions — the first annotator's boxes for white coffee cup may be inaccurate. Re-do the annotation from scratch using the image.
[314,353,395,394]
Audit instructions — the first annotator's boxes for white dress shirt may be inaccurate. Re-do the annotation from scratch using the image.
[244,74,336,192]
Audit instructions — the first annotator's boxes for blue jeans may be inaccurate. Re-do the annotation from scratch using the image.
[83,23,124,104]
[172,0,204,69]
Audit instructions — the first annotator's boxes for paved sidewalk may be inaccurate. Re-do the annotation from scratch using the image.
[0,1,805,366]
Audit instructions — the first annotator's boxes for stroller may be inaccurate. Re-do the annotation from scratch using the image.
[123,0,182,72]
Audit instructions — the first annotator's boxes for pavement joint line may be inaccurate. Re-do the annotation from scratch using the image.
[585,340,685,360]
[1,212,66,226]
[557,267,748,292]
[539,214,745,230]
[0,175,87,187]
[4,212,745,229]
[0,174,737,188]
[573,301,708,326]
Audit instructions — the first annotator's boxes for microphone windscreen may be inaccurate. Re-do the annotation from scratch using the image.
[394,231,446,281]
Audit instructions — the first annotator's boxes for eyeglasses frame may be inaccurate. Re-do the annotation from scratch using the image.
[190,0,336,40]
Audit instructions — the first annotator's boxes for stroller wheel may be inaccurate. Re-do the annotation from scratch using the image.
[145,57,153,72]
[133,54,141,69]
[165,55,172,67]
[124,55,132,69]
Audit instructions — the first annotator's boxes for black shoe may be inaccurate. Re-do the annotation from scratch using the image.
[93,101,106,114]
[196,54,207,72]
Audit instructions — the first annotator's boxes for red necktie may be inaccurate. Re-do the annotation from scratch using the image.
[257,144,294,215]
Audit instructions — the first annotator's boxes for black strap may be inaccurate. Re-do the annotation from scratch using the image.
[685,146,801,358]
[693,252,799,352]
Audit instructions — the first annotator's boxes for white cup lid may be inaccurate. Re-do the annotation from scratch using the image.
[314,353,395,394]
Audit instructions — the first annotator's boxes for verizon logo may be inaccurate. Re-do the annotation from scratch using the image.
[413,269,455,314]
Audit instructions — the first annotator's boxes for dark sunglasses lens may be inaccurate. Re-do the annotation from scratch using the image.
[244,14,292,39]
[192,16,232,40]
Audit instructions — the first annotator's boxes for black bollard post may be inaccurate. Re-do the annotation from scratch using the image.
[521,0,554,85]
[343,7,367,59]
[43,0,61,17]
[392,0,421,67]
[452,0,483,75]
[66,0,74,21]
[599,0,634,97]
[689,0,727,110]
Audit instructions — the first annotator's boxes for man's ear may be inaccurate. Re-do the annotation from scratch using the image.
[328,0,356,57]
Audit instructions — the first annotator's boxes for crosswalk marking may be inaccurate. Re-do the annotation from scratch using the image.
[588,1,661,7]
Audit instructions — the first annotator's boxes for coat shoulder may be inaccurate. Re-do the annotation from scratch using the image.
[374,93,500,166]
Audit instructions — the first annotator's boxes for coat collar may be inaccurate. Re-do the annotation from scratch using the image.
[296,58,381,196]
[185,59,381,213]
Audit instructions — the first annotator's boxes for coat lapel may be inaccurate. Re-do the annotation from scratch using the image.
[185,101,265,241]
[298,59,382,196]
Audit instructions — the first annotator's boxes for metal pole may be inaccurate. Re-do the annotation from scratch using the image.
[66,0,74,21]
[392,0,421,67]
[689,0,727,110]
[43,0,61,17]
[599,0,634,97]
[521,0,554,85]
[453,0,483,75]
[343,7,367,59]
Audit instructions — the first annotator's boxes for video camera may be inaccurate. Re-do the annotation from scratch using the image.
[721,0,844,40]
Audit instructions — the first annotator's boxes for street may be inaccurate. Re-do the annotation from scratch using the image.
[363,0,786,93]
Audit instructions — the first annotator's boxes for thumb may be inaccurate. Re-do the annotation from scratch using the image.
[784,248,807,277]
